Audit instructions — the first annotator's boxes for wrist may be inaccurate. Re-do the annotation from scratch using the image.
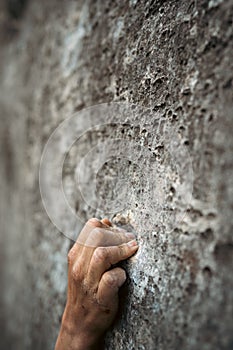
[55,310,104,350]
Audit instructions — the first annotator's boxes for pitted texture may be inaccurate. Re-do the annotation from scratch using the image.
[0,0,233,349]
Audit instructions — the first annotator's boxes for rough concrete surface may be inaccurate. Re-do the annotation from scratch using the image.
[0,0,233,349]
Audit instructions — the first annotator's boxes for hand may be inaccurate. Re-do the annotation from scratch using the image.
[55,218,139,350]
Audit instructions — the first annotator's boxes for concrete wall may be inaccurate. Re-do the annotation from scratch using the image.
[0,0,233,349]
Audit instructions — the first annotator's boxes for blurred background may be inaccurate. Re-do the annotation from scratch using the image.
[0,0,233,349]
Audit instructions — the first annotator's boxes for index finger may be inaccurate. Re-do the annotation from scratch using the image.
[83,226,135,248]
[86,240,139,287]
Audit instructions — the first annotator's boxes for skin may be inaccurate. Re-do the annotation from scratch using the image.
[55,217,139,350]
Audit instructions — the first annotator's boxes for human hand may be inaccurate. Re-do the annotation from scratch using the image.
[55,218,138,350]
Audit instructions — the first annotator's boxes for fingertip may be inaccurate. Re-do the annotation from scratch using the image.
[87,218,102,227]
[101,218,112,226]
[127,239,138,248]
[125,240,139,257]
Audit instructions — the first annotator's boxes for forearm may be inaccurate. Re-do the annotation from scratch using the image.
[55,315,104,350]
[55,325,104,350]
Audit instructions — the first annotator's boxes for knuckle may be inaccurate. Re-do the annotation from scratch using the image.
[118,268,127,281]
[92,227,103,236]
[112,231,123,244]
[103,271,117,287]
[87,218,101,227]
[93,247,108,263]
[91,227,105,243]
[118,244,126,258]
[71,262,83,281]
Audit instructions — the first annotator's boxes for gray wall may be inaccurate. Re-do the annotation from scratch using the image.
[0,0,233,349]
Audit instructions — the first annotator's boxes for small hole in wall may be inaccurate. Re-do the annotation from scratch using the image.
[203,266,212,279]
[75,201,79,212]
[200,228,214,241]
[208,114,213,122]
[207,212,216,220]
[170,186,176,194]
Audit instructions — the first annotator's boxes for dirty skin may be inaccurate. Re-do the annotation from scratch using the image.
[55,218,139,350]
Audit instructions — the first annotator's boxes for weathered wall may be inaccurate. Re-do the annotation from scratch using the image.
[0,0,233,349]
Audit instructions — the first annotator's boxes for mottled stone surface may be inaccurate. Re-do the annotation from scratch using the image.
[0,0,233,349]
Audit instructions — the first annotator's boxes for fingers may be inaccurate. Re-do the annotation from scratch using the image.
[69,218,135,274]
[101,218,112,226]
[77,218,106,245]
[68,218,107,268]
[84,226,135,248]
[86,240,138,286]
[76,218,118,246]
[75,217,133,248]
[97,267,127,307]
[67,217,139,324]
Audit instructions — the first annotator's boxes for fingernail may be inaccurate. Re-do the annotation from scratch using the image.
[127,239,138,247]
[125,232,135,239]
